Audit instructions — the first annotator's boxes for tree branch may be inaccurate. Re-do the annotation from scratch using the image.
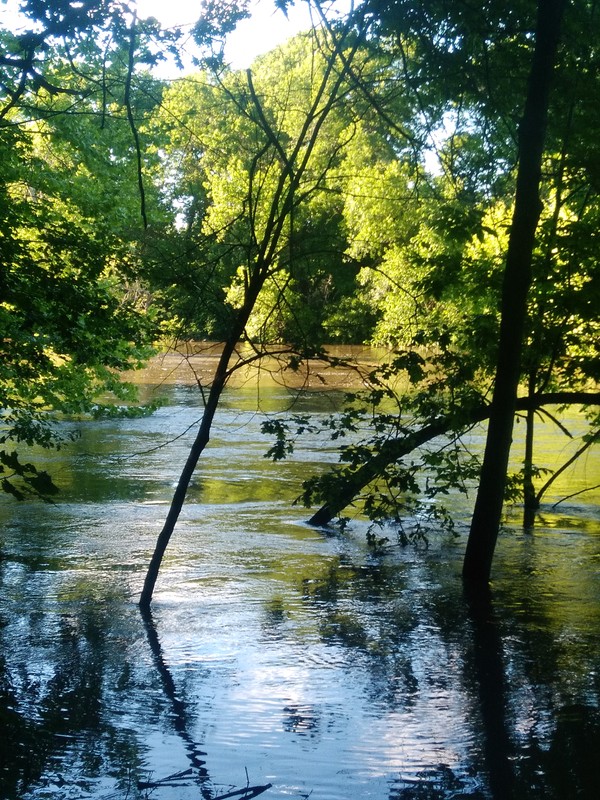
[124,15,148,229]
[307,390,600,526]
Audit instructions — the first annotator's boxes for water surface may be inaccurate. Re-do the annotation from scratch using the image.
[1,381,599,799]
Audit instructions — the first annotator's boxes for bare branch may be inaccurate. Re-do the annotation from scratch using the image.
[124,15,148,229]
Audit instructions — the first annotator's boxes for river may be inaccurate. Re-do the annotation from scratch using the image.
[1,356,599,799]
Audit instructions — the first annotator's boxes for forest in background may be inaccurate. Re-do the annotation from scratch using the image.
[1,1,599,599]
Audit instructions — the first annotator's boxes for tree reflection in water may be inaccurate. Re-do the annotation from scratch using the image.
[297,552,600,800]
[0,574,271,800]
[0,587,146,798]
[140,608,211,782]
[464,587,514,800]
[140,608,271,798]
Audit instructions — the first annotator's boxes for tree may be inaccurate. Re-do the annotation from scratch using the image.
[139,12,377,608]
[0,1,171,497]
[463,0,569,588]
[260,0,600,580]
[146,25,403,346]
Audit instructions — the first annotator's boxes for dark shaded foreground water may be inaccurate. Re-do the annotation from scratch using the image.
[1,383,599,800]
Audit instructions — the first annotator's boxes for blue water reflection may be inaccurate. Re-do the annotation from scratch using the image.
[1,384,599,799]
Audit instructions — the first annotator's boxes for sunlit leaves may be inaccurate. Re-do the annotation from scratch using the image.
[151,28,383,345]
[0,3,168,499]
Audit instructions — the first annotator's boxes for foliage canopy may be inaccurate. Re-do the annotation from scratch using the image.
[0,1,598,591]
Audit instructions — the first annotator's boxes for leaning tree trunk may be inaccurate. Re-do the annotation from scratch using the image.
[306,391,599,528]
[139,272,266,610]
[138,336,238,611]
[462,0,568,588]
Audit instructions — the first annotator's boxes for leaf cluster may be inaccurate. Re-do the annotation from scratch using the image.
[0,3,172,498]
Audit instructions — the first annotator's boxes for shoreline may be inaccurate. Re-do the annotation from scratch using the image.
[123,342,388,390]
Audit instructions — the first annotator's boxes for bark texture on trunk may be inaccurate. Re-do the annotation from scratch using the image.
[462,0,567,588]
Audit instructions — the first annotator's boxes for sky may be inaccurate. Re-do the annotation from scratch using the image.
[136,0,314,69]
[0,1,349,71]
[0,0,315,72]
[136,1,348,72]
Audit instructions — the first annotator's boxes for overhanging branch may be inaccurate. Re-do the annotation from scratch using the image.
[307,390,600,526]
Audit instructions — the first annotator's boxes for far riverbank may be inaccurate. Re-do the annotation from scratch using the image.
[124,342,390,390]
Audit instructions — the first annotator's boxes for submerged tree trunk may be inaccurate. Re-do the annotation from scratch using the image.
[462,0,567,588]
[523,374,539,528]
[139,235,274,611]
[306,391,599,528]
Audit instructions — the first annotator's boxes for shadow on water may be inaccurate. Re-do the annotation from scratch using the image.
[139,608,271,800]
[1,383,599,799]
[464,580,600,800]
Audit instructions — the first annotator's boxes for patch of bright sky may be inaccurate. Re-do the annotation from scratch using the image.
[137,1,315,69]
[1,1,351,72]
[137,0,318,71]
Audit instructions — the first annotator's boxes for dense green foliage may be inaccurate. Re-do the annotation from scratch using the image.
[147,30,395,345]
[250,0,600,540]
[1,0,598,569]
[0,1,169,496]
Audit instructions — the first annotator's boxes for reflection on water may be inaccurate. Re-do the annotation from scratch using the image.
[1,383,599,799]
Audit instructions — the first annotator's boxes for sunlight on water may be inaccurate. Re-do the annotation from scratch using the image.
[1,376,599,800]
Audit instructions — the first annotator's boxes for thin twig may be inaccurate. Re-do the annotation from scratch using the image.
[125,14,148,228]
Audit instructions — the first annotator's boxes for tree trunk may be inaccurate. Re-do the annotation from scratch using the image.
[462,0,567,589]
[306,391,599,528]
[523,373,539,528]
[522,406,539,528]
[139,262,266,610]
[138,340,236,611]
